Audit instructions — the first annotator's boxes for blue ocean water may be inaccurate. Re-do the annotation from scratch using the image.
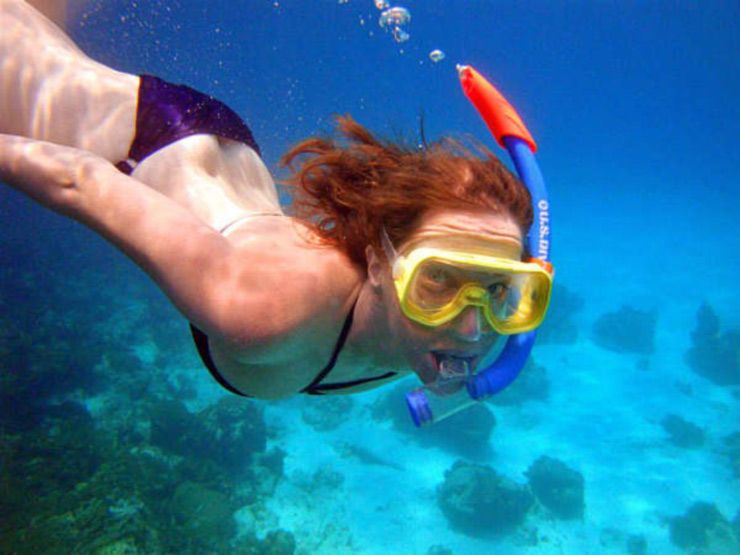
[1,1,738,553]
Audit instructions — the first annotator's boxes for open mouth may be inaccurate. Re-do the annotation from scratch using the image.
[432,352,476,380]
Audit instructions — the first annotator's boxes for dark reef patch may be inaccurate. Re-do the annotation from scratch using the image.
[235,529,297,555]
[171,480,237,538]
[668,501,739,553]
[0,392,287,554]
[149,396,268,475]
[525,456,585,520]
[685,302,740,386]
[437,460,533,537]
[301,395,355,431]
[592,305,657,355]
[720,431,740,479]
[661,414,705,449]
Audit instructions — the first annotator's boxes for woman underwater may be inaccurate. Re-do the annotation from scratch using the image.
[0,1,552,403]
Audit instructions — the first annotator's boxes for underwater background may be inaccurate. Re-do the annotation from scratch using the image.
[1,1,738,553]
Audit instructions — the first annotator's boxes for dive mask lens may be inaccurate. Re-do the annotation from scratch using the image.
[487,269,551,334]
[401,253,552,333]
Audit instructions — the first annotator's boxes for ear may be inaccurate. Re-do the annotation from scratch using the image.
[365,245,385,288]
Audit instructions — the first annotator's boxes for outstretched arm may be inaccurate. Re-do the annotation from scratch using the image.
[0,134,241,339]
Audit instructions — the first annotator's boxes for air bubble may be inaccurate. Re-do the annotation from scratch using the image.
[429,49,445,63]
[392,27,410,43]
[379,6,410,28]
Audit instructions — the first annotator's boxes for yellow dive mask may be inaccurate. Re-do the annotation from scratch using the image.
[381,230,553,334]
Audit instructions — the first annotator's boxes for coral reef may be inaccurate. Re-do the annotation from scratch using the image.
[720,431,740,479]
[0,391,286,553]
[537,283,584,345]
[0,312,106,426]
[437,460,533,537]
[685,302,740,386]
[232,529,296,555]
[171,481,237,538]
[661,414,705,449]
[200,397,269,472]
[149,397,268,476]
[525,456,585,520]
[668,502,739,554]
[301,395,354,431]
[592,305,657,355]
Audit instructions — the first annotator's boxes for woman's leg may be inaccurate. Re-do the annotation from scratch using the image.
[0,0,138,163]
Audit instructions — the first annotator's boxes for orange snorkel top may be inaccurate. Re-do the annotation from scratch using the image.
[456,65,537,153]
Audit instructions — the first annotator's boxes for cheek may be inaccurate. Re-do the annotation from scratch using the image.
[382,277,437,363]
[395,313,437,361]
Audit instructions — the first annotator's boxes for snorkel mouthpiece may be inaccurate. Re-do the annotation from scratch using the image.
[406,65,552,427]
[406,354,474,427]
[438,355,471,381]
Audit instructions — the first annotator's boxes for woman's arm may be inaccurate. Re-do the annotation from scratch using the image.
[1,134,366,367]
[0,134,247,339]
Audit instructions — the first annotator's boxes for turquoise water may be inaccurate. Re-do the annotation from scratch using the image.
[1,1,738,553]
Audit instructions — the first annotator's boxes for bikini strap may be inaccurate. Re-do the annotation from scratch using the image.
[300,299,357,394]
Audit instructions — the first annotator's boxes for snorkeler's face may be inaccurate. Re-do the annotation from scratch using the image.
[384,207,524,386]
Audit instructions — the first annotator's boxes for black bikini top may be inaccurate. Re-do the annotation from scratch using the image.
[190,299,397,397]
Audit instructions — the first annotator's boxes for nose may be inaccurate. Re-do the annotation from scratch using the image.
[451,306,487,342]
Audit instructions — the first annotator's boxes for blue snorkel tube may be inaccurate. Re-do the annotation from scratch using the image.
[406,65,553,427]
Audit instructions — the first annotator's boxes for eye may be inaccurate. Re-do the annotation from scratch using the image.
[488,281,510,299]
[428,267,449,284]
[417,264,458,295]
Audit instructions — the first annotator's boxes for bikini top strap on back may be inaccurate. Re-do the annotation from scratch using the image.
[300,299,357,394]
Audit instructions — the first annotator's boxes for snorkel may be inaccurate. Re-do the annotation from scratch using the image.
[406,65,553,427]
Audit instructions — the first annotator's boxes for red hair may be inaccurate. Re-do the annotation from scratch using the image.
[280,115,533,270]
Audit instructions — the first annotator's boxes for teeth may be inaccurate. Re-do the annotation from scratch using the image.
[437,354,470,380]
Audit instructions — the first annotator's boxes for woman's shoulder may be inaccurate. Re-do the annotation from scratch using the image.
[212,215,364,349]
[205,215,365,398]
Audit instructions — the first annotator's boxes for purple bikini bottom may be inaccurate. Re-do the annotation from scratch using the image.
[115,74,260,174]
